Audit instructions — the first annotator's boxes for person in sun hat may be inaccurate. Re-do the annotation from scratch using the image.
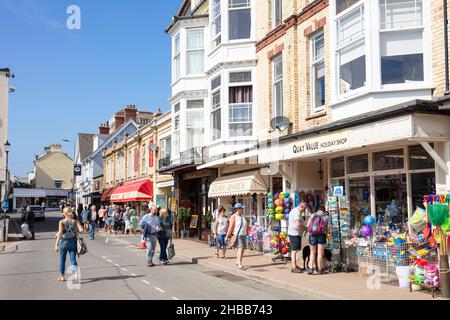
[226,203,249,271]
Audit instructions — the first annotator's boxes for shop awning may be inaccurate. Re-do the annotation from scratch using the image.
[13,188,46,198]
[110,180,153,203]
[101,188,115,202]
[208,170,268,198]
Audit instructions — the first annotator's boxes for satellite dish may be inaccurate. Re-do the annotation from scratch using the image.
[270,116,292,131]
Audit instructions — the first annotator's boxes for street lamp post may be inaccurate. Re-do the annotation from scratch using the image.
[2,141,10,242]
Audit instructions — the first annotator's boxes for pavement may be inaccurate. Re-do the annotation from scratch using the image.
[0,212,306,300]
[0,212,438,300]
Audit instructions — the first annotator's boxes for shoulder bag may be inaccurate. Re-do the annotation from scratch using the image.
[228,216,243,249]
[167,237,175,260]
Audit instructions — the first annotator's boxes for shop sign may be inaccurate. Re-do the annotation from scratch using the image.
[209,180,248,195]
[190,215,199,229]
[334,186,344,197]
[149,140,154,168]
[171,199,177,212]
[289,132,350,158]
[157,180,174,188]
[74,165,82,176]
[182,169,213,181]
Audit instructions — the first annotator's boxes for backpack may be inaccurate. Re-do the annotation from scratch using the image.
[308,214,326,235]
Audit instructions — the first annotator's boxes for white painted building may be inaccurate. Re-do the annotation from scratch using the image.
[0,68,12,204]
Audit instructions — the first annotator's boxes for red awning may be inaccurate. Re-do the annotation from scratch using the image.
[110,180,153,203]
[101,188,115,202]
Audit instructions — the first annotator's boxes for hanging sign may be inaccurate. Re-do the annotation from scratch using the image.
[333,186,344,197]
[149,140,154,168]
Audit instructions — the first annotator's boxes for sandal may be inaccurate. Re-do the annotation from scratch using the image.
[237,266,246,271]
[307,268,314,275]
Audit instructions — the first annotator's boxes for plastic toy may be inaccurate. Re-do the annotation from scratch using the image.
[360,225,373,237]
[364,215,376,226]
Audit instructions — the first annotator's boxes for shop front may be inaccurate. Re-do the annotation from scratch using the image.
[258,107,450,293]
[208,169,269,227]
[109,178,153,215]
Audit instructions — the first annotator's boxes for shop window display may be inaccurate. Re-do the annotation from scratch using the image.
[412,172,436,211]
[347,154,368,174]
[375,174,407,230]
[372,149,404,171]
[331,157,345,177]
[409,144,435,170]
[349,177,370,228]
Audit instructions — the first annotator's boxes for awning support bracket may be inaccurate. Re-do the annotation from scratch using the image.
[419,141,449,175]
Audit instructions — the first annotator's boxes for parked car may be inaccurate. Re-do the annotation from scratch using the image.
[21,205,46,222]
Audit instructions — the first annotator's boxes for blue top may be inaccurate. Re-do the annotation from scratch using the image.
[139,214,160,234]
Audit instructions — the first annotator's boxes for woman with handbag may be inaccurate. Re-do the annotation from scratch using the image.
[214,206,229,259]
[55,207,84,282]
[226,203,248,271]
[157,209,173,265]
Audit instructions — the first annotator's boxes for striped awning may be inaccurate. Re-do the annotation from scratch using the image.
[208,170,268,198]
[110,180,153,203]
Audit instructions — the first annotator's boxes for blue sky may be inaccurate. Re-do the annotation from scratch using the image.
[0,0,182,176]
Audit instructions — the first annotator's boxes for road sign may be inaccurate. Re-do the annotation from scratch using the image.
[2,200,9,210]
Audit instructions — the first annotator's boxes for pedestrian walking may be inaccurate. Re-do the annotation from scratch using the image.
[226,203,249,271]
[98,205,106,229]
[129,206,138,234]
[41,201,46,212]
[81,206,89,230]
[77,203,83,219]
[288,202,308,273]
[113,207,122,234]
[88,205,97,240]
[306,206,330,275]
[214,206,228,259]
[55,207,84,282]
[23,206,36,240]
[106,205,115,234]
[157,209,173,264]
[139,205,160,267]
[123,206,131,235]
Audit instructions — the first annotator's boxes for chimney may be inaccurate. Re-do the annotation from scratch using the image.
[99,122,109,135]
[124,104,137,123]
[113,111,125,132]
[154,107,162,117]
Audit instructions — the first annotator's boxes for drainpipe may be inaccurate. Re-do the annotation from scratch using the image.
[444,0,450,94]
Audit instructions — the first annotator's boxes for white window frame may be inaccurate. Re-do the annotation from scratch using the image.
[379,0,425,88]
[228,71,253,138]
[335,3,367,98]
[212,0,222,49]
[272,54,283,118]
[186,100,204,150]
[211,75,222,142]
[228,0,252,41]
[141,144,147,176]
[173,33,180,81]
[186,28,204,75]
[272,0,283,29]
[310,31,326,113]
[173,103,181,160]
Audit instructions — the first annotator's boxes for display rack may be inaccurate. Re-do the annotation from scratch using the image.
[328,195,353,271]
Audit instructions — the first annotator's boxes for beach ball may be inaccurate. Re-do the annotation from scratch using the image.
[364,215,376,226]
[284,192,290,199]
[279,193,285,200]
[284,214,289,220]
[268,203,274,209]
[275,213,284,221]
[276,206,284,213]
[284,197,290,204]
[268,197,273,203]
[281,247,288,255]
[273,199,280,207]
[360,225,373,237]
[268,192,273,198]
[284,208,290,214]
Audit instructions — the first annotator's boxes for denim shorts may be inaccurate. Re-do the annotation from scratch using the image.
[289,235,302,251]
[309,234,327,246]
[236,235,247,249]
[216,234,227,248]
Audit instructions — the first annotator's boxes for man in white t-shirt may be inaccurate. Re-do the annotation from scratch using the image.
[288,202,307,273]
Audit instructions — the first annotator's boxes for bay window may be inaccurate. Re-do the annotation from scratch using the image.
[229,85,253,137]
[186,100,204,149]
[272,54,283,117]
[336,4,366,95]
[212,0,222,48]
[311,32,325,112]
[211,76,222,141]
[272,0,283,29]
[229,0,251,40]
[380,0,424,85]
[186,28,204,75]
[173,34,180,80]
[173,103,180,158]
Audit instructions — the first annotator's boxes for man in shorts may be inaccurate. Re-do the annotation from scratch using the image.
[288,202,307,273]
